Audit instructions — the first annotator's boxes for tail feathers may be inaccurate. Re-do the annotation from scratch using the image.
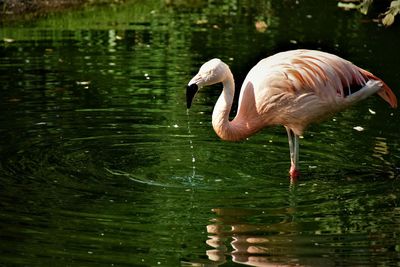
[359,68,397,108]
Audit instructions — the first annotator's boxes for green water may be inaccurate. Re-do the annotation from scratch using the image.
[1,1,399,266]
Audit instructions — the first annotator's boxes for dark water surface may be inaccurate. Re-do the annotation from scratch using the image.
[1,1,400,266]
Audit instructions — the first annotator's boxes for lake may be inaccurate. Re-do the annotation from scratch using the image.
[0,0,399,266]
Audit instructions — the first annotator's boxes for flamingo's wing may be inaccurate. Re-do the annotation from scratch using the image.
[253,50,397,108]
[235,49,396,135]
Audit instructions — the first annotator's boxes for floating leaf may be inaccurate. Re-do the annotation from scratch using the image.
[359,0,373,15]
[382,13,395,26]
[339,0,399,26]
[255,20,268,32]
[3,38,14,43]
[195,19,208,25]
[76,81,91,85]
[337,2,359,10]
[390,0,400,8]
[381,0,400,26]
[353,126,365,132]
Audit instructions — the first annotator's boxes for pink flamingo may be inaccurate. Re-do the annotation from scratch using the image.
[186,49,397,179]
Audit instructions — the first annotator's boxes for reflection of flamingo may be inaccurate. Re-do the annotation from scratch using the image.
[186,49,397,179]
[206,208,304,267]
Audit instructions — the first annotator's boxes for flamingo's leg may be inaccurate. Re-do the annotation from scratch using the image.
[285,127,300,179]
[285,126,294,162]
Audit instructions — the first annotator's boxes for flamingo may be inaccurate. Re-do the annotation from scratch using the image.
[186,49,397,179]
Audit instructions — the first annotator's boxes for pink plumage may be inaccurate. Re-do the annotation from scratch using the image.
[187,49,397,179]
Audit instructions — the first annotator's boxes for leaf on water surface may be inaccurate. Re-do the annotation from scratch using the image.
[359,0,373,15]
[382,13,395,26]
[337,0,372,14]
[337,2,359,11]
[255,20,268,32]
[353,126,365,132]
[338,0,400,26]
[3,38,15,43]
[381,1,400,26]
[76,81,91,85]
[195,19,208,25]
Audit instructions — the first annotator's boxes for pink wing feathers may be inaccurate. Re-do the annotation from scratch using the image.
[268,50,397,107]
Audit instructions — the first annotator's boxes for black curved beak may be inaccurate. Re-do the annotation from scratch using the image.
[186,84,199,109]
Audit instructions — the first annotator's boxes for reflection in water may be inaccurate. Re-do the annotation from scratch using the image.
[372,137,396,178]
[198,200,400,267]
[205,208,304,267]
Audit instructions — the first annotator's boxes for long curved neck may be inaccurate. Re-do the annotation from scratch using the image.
[212,71,249,141]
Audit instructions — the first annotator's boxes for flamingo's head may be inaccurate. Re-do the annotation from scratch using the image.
[186,58,229,109]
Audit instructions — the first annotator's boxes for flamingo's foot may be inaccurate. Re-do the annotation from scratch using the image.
[289,167,300,180]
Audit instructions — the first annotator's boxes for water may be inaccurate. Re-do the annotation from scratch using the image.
[1,1,399,266]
